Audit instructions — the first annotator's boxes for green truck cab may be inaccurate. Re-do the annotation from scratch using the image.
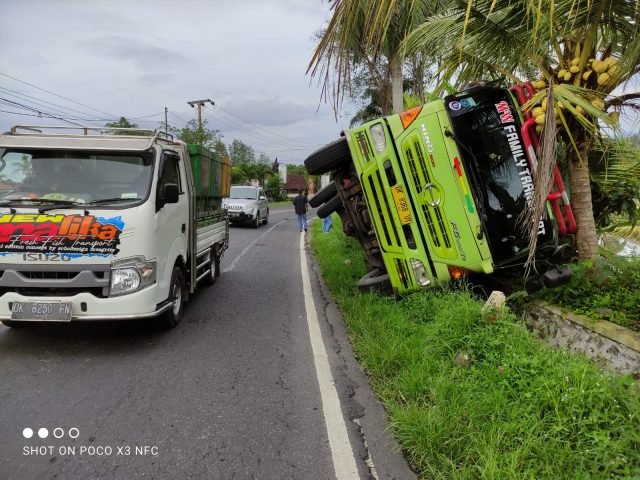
[306,83,574,295]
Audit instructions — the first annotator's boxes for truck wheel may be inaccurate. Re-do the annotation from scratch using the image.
[305,138,350,175]
[317,195,342,219]
[357,268,392,293]
[309,182,337,208]
[263,209,269,225]
[252,212,260,228]
[160,266,186,328]
[201,249,219,286]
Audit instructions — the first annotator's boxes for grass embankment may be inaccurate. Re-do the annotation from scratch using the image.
[536,257,640,332]
[310,218,640,480]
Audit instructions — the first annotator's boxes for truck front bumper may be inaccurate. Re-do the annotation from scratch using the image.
[0,285,170,321]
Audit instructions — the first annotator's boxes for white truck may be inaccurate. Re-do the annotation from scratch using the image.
[0,126,231,328]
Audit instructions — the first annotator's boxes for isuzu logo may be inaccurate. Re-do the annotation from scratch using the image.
[422,184,441,207]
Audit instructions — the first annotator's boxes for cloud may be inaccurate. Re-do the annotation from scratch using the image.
[84,36,188,69]
[221,97,319,127]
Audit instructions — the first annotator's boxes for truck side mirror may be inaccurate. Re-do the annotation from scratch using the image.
[160,183,180,207]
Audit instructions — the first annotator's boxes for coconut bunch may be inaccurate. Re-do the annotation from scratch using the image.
[526,53,620,133]
[547,54,620,89]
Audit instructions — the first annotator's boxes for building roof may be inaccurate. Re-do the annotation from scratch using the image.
[284,173,307,191]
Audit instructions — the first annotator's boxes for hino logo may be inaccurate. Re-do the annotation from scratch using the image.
[422,184,441,207]
[22,253,71,262]
[420,124,434,153]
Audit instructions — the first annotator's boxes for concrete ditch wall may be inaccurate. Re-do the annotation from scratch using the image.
[525,301,640,376]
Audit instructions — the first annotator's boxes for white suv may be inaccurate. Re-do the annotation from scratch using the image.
[223,185,269,228]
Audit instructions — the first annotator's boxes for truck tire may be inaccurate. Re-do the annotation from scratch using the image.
[263,209,269,225]
[305,138,351,175]
[201,248,219,286]
[309,182,337,208]
[160,266,187,328]
[252,212,260,229]
[317,194,342,219]
[357,268,392,293]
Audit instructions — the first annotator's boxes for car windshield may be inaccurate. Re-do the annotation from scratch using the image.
[229,187,257,200]
[0,149,153,207]
[446,88,553,264]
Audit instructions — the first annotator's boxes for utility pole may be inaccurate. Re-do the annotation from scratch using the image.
[187,99,214,130]
[164,106,168,134]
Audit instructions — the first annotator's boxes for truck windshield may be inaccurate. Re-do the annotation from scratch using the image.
[446,88,553,264]
[0,149,153,207]
[229,186,257,200]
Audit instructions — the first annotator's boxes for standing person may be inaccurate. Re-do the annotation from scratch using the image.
[322,214,333,234]
[292,189,308,232]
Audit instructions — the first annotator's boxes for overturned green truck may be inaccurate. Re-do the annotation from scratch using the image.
[305,82,575,296]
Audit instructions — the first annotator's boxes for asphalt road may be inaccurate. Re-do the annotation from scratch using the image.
[0,206,415,480]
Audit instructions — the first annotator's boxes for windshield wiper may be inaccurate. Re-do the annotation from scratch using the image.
[444,128,488,240]
[0,198,84,214]
[86,197,138,205]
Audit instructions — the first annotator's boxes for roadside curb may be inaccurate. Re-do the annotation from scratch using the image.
[306,240,417,480]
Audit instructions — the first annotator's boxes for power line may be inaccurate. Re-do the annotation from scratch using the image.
[0,91,104,126]
[214,104,318,146]
[0,86,108,121]
[0,71,116,118]
[168,111,191,126]
[203,107,314,149]
[0,97,86,127]
[0,87,167,124]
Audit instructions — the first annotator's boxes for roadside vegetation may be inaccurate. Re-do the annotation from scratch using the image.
[535,256,640,332]
[310,217,640,479]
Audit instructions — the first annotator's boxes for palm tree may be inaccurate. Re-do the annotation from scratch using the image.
[309,0,439,115]
[402,0,640,259]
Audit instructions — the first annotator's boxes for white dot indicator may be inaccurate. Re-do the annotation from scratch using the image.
[22,428,33,439]
[68,428,79,439]
[53,428,64,439]
[38,428,49,439]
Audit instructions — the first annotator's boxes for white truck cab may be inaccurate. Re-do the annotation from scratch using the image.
[0,126,230,328]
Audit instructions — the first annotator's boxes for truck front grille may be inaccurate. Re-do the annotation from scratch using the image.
[366,172,401,249]
[405,139,455,259]
[0,265,110,298]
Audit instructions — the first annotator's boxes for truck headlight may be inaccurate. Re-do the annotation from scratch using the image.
[410,259,431,287]
[370,123,387,153]
[110,256,156,296]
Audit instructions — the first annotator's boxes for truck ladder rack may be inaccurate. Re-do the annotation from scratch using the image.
[509,83,577,236]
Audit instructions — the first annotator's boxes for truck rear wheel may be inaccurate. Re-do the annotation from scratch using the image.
[317,195,343,219]
[201,248,219,286]
[305,138,350,175]
[160,266,186,328]
[309,182,337,208]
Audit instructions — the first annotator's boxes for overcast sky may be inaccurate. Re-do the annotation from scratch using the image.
[0,0,349,164]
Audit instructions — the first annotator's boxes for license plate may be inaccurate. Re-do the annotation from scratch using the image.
[230,212,239,217]
[10,301,73,322]
[391,185,413,225]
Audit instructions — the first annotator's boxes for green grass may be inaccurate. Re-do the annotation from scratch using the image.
[535,257,640,332]
[310,217,640,480]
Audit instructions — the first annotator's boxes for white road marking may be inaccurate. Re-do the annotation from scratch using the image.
[222,220,286,273]
[299,233,359,479]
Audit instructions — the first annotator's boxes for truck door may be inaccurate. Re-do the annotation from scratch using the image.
[155,151,188,297]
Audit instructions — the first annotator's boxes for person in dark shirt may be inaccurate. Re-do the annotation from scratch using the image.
[292,189,308,232]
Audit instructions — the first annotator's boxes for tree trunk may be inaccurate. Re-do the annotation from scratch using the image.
[390,54,404,114]
[566,139,598,259]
